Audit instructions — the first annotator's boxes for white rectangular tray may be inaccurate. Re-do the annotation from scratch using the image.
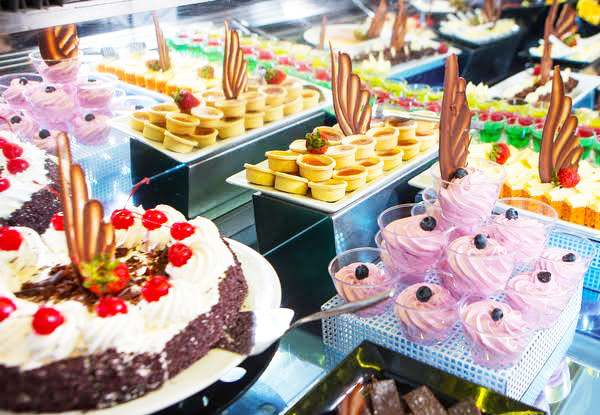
[488,69,600,106]
[226,146,438,214]
[529,32,600,63]
[107,84,332,164]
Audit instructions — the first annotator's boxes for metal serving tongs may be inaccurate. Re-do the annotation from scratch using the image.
[372,102,484,130]
[250,288,395,355]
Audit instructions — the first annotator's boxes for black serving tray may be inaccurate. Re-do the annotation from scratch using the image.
[284,341,546,415]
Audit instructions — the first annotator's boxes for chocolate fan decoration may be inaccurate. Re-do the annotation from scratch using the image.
[438,54,472,182]
[39,24,79,64]
[482,0,501,23]
[152,12,171,72]
[329,44,372,136]
[222,21,248,100]
[319,16,327,50]
[391,0,407,49]
[540,0,577,83]
[539,66,582,183]
[553,2,577,41]
[57,133,115,270]
[366,0,388,39]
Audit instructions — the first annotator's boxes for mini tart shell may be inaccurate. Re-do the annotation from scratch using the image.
[265,150,299,173]
[412,110,438,135]
[296,154,336,182]
[244,111,265,129]
[282,79,303,100]
[214,98,247,118]
[163,131,196,153]
[397,137,420,160]
[376,147,404,171]
[188,127,218,148]
[246,78,262,92]
[244,163,275,186]
[217,117,245,138]
[264,104,285,122]
[201,89,226,107]
[130,111,149,131]
[147,103,179,126]
[274,171,308,195]
[260,85,288,106]
[333,165,368,192]
[241,91,267,112]
[366,126,399,151]
[166,112,200,135]
[191,106,224,128]
[313,126,343,146]
[302,88,320,109]
[387,118,417,139]
[142,121,166,142]
[325,144,357,169]
[358,156,384,182]
[284,95,303,116]
[309,179,347,202]
[415,131,438,151]
[341,135,376,160]
[289,139,308,154]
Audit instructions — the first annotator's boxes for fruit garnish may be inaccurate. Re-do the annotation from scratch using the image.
[532,64,541,76]
[142,209,168,230]
[578,126,594,137]
[168,243,193,267]
[562,252,576,262]
[7,158,30,174]
[39,129,51,139]
[264,68,286,85]
[505,208,518,220]
[0,227,22,251]
[146,59,162,71]
[419,216,437,231]
[142,275,171,302]
[488,143,510,165]
[354,264,369,280]
[2,143,23,159]
[437,42,449,54]
[305,130,329,154]
[491,307,503,321]
[198,65,214,79]
[111,209,135,230]
[451,168,468,180]
[555,167,580,188]
[490,113,503,122]
[51,212,64,231]
[96,297,128,318]
[45,86,56,93]
[563,34,577,47]
[84,113,95,122]
[82,259,130,296]
[0,178,9,192]
[32,307,64,335]
[172,88,200,113]
[537,271,551,283]
[353,28,368,41]
[474,234,487,249]
[10,115,21,124]
[0,297,16,322]
[170,222,195,240]
[416,286,433,302]
[18,77,28,85]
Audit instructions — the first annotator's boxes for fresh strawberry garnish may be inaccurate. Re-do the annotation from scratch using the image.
[168,243,192,267]
[0,178,9,192]
[142,276,171,302]
[172,89,200,113]
[32,307,64,335]
[0,227,22,251]
[170,222,195,240]
[314,68,331,81]
[0,297,16,322]
[258,49,275,60]
[518,117,533,127]
[198,65,214,79]
[563,34,577,47]
[82,260,130,296]
[51,212,64,231]
[96,297,128,318]
[490,113,503,122]
[556,167,580,188]
[577,126,594,138]
[533,64,541,76]
[146,59,162,71]
[7,158,29,174]
[142,209,168,230]
[305,131,329,154]
[264,68,286,85]
[111,209,135,230]
[2,143,22,159]
[488,143,510,165]
[437,42,449,54]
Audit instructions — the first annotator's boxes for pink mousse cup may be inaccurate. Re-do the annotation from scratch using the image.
[489,198,557,266]
[30,50,80,84]
[459,294,535,369]
[0,73,42,110]
[75,73,117,109]
[328,247,395,317]
[377,203,454,285]
[394,282,458,345]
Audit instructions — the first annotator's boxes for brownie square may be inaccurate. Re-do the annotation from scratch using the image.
[371,379,405,415]
[403,386,448,415]
[448,398,481,415]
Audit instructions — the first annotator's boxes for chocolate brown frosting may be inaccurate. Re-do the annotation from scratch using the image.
[366,0,388,39]
[540,0,559,83]
[390,0,407,49]
[223,21,248,100]
[39,24,79,64]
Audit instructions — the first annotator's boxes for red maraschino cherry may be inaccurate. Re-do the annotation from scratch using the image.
[0,178,9,192]
[7,158,29,174]
[2,143,23,159]
[170,222,195,240]
[0,297,16,322]
[0,227,22,251]
[168,243,192,267]
[51,212,64,231]
[32,307,64,335]
[141,276,171,302]
[96,297,128,318]
[111,209,135,230]
[142,209,167,230]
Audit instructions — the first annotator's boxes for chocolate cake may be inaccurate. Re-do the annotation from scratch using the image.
[511,75,578,104]
[354,45,438,66]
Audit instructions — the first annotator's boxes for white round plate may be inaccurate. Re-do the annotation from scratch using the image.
[303,23,392,54]
[3,239,281,415]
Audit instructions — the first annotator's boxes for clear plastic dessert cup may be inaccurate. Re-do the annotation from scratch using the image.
[377,203,454,284]
[0,73,42,109]
[375,230,399,278]
[489,198,557,266]
[328,247,395,317]
[23,83,76,130]
[75,73,117,109]
[536,231,597,291]
[111,95,162,116]
[394,282,458,345]
[30,50,80,84]
[459,293,535,369]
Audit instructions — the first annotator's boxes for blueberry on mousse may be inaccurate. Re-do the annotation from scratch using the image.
[38,129,50,139]
[10,116,21,124]
[491,307,503,321]
[562,253,576,262]
[505,208,518,220]
[84,113,95,122]
[474,234,487,249]
[18,77,28,85]
[416,286,433,302]
[419,216,437,231]
[45,86,56,93]
[355,264,369,280]
[452,168,468,180]
[537,271,551,283]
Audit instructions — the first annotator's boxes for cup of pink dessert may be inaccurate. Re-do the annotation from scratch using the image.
[459,294,535,368]
[75,73,117,109]
[377,203,454,284]
[489,198,557,266]
[536,231,596,291]
[70,111,111,146]
[394,282,458,345]
[29,50,80,84]
[328,247,395,317]
[0,73,42,109]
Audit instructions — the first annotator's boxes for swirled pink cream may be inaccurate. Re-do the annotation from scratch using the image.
[7,113,37,141]
[490,213,548,262]
[71,113,110,146]
[3,78,39,108]
[31,129,59,155]
[506,271,570,329]
[394,283,457,344]
[76,77,115,109]
[334,262,391,317]
[36,59,80,84]
[446,235,513,296]
[536,247,588,289]
[438,168,500,226]
[460,300,531,368]
[382,214,449,274]
[26,85,75,119]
